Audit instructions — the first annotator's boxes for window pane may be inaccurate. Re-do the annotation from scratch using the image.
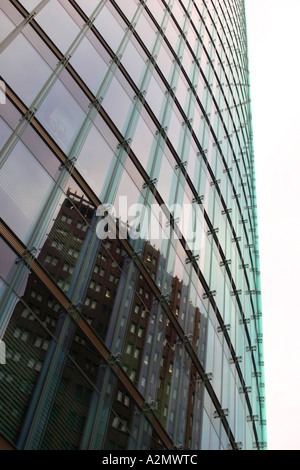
[76,125,115,198]
[0,34,52,106]
[102,76,133,133]
[0,141,53,241]
[70,37,108,94]
[36,79,85,154]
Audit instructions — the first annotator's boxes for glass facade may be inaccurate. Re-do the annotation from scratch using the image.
[0,0,266,451]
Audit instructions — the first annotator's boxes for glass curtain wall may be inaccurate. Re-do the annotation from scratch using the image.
[0,0,266,450]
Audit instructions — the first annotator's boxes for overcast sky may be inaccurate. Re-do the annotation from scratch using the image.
[245,0,300,451]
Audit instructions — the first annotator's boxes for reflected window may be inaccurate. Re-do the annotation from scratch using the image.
[156,154,175,205]
[135,12,156,51]
[156,45,173,81]
[146,75,165,120]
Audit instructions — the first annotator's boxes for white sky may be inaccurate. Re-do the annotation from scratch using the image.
[245,0,300,450]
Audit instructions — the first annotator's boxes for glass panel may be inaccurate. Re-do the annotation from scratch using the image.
[156,154,175,205]
[0,141,54,242]
[167,105,182,152]
[102,76,133,133]
[164,16,179,51]
[21,125,61,178]
[76,124,116,198]
[70,36,108,94]
[121,39,146,87]
[131,115,155,171]
[0,34,52,106]
[146,74,165,121]
[156,44,173,81]
[36,79,86,154]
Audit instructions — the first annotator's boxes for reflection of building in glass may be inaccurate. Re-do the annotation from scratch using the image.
[0,193,207,450]
[0,1,266,450]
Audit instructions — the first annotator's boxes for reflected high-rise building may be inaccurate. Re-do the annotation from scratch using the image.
[0,0,266,450]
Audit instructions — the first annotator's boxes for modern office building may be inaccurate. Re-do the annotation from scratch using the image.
[0,0,266,450]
